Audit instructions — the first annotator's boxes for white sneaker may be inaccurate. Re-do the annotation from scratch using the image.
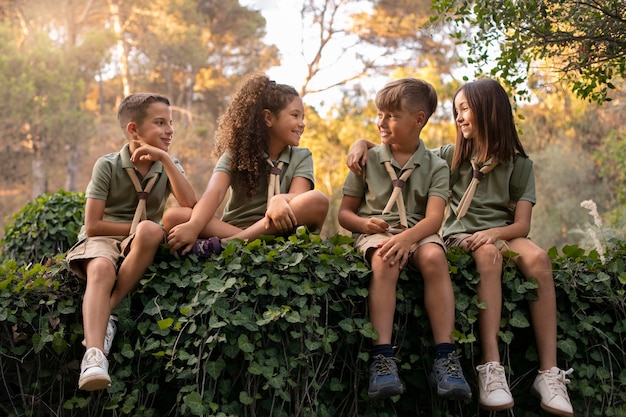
[476,361,514,411]
[532,367,574,417]
[82,315,117,355]
[78,347,111,391]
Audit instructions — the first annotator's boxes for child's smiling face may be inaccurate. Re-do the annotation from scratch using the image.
[376,105,421,147]
[454,91,475,140]
[133,102,174,152]
[267,96,305,149]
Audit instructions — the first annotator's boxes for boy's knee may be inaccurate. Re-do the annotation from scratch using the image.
[85,258,117,284]
[413,244,446,270]
[134,221,165,245]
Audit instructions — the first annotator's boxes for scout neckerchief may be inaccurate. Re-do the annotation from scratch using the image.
[266,158,285,204]
[454,157,498,220]
[125,167,160,235]
[382,161,415,230]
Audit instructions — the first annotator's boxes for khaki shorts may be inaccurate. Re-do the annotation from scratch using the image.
[355,229,445,268]
[445,233,507,251]
[66,235,135,279]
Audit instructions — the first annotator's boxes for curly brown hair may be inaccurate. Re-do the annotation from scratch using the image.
[213,73,299,198]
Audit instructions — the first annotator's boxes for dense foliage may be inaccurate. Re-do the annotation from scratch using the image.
[0,192,625,416]
[1,191,85,266]
[432,0,626,103]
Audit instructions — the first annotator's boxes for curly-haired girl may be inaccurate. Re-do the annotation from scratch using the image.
[164,73,329,256]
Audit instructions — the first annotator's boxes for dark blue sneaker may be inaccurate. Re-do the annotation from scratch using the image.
[368,354,404,400]
[188,237,222,259]
[429,352,472,400]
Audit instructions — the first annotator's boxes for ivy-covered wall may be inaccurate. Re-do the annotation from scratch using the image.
[0,192,625,417]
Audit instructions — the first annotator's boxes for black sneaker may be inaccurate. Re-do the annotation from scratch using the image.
[368,354,404,400]
[430,352,472,400]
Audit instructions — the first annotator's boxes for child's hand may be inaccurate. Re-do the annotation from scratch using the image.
[363,217,389,235]
[130,140,165,163]
[265,195,297,233]
[377,232,412,269]
[167,223,199,255]
[465,230,501,252]
[346,139,370,175]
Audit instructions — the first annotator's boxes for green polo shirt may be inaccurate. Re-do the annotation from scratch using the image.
[78,143,184,240]
[441,153,536,238]
[342,140,449,230]
[215,146,315,228]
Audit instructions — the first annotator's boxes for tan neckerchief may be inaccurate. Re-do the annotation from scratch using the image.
[454,157,498,220]
[125,167,159,235]
[266,159,285,203]
[383,161,415,229]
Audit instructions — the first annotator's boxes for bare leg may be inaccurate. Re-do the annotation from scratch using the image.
[412,243,455,344]
[227,190,329,241]
[509,238,558,370]
[469,243,504,364]
[368,249,400,345]
[163,206,242,239]
[109,221,164,310]
[82,258,116,351]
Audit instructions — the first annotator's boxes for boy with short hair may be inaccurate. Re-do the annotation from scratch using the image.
[66,93,196,391]
[338,78,471,401]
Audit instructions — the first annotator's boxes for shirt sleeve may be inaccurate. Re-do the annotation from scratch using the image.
[85,157,112,201]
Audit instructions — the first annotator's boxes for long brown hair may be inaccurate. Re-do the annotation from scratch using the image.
[213,73,299,197]
[451,78,527,170]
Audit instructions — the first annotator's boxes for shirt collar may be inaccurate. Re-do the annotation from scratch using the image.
[120,143,164,177]
[379,139,425,170]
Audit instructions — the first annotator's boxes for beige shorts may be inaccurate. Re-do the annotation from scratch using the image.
[355,229,445,267]
[445,233,507,251]
[66,235,135,279]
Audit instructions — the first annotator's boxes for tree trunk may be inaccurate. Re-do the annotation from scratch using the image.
[31,143,46,198]
[108,0,130,97]
[65,143,79,192]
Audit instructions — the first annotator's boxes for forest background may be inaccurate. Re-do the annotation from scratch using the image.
[0,0,624,252]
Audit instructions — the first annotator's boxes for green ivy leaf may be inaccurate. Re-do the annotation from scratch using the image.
[509,310,530,328]
[157,317,174,330]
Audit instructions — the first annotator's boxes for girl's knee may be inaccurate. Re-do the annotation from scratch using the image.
[162,207,192,231]
[295,190,329,228]
[309,190,329,214]
[473,244,502,265]
[519,246,552,273]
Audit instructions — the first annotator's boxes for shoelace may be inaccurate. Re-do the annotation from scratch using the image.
[442,353,464,379]
[541,368,573,398]
[372,355,397,376]
[83,348,106,369]
[480,362,510,392]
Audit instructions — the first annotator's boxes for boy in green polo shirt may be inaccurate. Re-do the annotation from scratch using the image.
[338,78,471,402]
[66,93,197,391]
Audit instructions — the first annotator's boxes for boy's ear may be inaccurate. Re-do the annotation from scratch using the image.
[126,121,138,136]
[415,110,426,126]
[263,109,274,127]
